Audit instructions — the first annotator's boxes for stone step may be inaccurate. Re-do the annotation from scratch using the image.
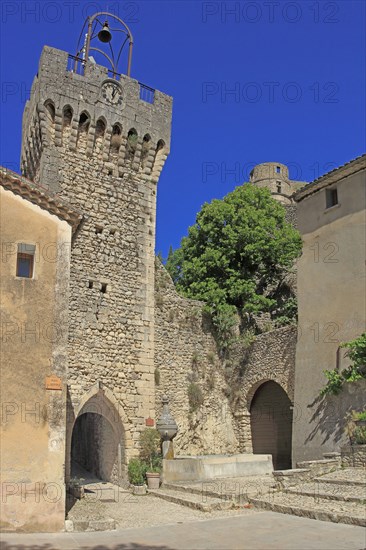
[250,492,366,527]
[315,467,366,487]
[285,481,366,503]
[295,458,341,478]
[163,478,275,503]
[148,487,235,512]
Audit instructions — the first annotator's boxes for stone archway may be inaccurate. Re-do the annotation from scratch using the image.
[67,386,126,485]
[249,381,292,470]
[71,412,121,483]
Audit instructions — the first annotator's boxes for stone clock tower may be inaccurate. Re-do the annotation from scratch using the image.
[21,34,172,484]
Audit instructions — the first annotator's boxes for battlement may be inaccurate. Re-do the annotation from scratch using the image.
[21,46,172,187]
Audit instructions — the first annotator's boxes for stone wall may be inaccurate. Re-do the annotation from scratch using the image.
[154,260,297,458]
[341,445,366,468]
[228,325,297,453]
[154,260,238,455]
[284,204,298,228]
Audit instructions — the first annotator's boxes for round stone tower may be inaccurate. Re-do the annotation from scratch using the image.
[249,162,293,204]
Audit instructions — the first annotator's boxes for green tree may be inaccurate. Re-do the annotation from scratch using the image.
[166,184,301,337]
[165,244,183,283]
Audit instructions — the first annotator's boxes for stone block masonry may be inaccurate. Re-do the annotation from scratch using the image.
[20,46,172,484]
[154,260,297,459]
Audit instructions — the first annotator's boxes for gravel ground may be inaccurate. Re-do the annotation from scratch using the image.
[67,492,256,529]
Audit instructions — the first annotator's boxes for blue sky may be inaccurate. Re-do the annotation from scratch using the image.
[1,1,365,257]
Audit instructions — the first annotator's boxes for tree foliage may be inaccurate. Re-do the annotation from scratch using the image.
[165,184,301,336]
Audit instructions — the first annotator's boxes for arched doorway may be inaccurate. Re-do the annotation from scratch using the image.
[71,412,120,482]
[250,381,292,470]
[69,389,125,485]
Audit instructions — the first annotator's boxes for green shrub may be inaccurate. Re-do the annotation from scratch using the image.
[191,351,202,366]
[139,428,161,472]
[128,458,145,485]
[207,351,216,365]
[188,382,204,411]
[320,334,366,396]
[352,410,366,421]
[342,333,366,371]
[320,369,344,396]
[353,426,366,445]
[208,303,237,352]
[238,328,256,349]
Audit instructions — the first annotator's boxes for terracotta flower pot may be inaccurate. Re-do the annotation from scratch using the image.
[146,472,160,489]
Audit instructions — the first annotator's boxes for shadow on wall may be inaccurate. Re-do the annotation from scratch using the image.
[305,379,366,447]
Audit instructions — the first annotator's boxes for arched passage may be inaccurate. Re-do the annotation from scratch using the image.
[69,389,125,485]
[71,413,120,482]
[250,381,292,470]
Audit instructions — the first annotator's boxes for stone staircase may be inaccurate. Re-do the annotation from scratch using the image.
[251,474,365,526]
[148,487,234,512]
[149,474,276,511]
[250,458,366,527]
[152,457,365,526]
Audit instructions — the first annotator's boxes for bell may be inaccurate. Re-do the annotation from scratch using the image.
[98,21,112,43]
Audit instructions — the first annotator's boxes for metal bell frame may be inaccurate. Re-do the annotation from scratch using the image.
[75,11,134,78]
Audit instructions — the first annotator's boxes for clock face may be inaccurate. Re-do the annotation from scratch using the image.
[101,81,124,106]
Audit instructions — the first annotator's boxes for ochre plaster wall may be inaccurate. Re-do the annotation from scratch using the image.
[0,189,71,532]
[293,170,366,462]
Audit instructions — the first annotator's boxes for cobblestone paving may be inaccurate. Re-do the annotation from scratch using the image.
[317,467,366,484]
[68,492,256,529]
[287,481,366,501]
[253,491,366,522]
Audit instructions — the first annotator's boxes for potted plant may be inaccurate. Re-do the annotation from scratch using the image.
[128,458,147,495]
[139,428,162,490]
